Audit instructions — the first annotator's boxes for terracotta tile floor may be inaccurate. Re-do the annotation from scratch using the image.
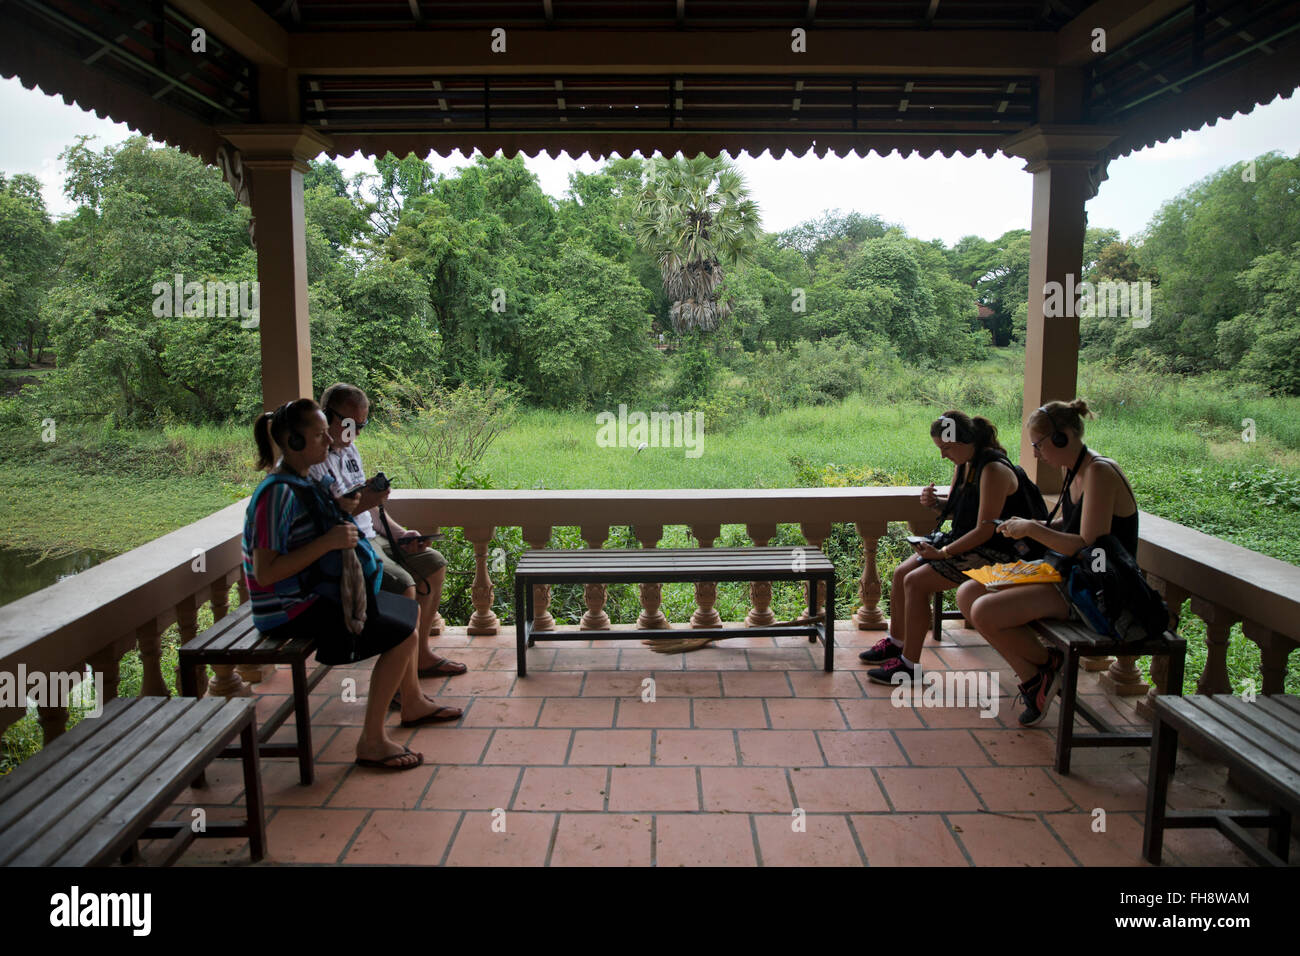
[166,622,1299,867]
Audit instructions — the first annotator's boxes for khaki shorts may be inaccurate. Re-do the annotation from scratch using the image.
[376,539,448,593]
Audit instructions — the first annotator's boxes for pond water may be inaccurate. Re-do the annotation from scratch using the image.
[0,548,114,607]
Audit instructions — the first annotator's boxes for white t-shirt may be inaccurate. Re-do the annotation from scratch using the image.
[309,443,376,539]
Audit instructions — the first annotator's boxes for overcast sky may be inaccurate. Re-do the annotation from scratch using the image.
[3,75,1297,245]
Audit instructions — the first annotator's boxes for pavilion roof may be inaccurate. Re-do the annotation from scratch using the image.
[1,0,1297,168]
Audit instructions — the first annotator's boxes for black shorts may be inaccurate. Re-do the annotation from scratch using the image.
[920,544,1018,585]
[266,590,418,666]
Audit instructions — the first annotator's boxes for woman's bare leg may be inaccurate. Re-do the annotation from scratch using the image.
[967,585,1069,682]
[888,555,923,644]
[357,632,422,763]
[901,564,954,662]
[956,579,986,623]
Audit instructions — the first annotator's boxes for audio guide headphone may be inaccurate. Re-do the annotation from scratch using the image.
[273,401,307,451]
[1037,405,1070,448]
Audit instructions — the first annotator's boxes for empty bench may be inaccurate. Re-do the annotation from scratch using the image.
[179,602,330,785]
[514,546,836,676]
[0,696,265,866]
[1031,618,1186,775]
[1144,694,1298,866]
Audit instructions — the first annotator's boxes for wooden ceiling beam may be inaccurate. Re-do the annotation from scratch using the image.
[289,28,1056,75]
[169,0,290,67]
[1057,0,1190,66]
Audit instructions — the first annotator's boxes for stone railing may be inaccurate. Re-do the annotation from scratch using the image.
[0,500,252,744]
[4,490,1297,755]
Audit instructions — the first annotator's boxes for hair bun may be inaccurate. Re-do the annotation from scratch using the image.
[1067,398,1094,419]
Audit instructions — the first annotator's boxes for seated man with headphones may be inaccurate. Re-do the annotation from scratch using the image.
[956,398,1141,728]
[309,383,467,693]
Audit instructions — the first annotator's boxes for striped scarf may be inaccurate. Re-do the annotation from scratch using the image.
[340,546,367,634]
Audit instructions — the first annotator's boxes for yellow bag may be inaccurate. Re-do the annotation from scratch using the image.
[963,560,1062,589]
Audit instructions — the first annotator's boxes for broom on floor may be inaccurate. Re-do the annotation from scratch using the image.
[641,613,826,653]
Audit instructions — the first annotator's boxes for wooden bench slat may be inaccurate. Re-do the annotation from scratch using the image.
[1272,695,1300,718]
[0,697,171,835]
[1254,696,1300,735]
[51,700,255,867]
[1211,696,1300,776]
[6,698,228,866]
[1156,696,1300,807]
[185,602,254,652]
[0,696,142,808]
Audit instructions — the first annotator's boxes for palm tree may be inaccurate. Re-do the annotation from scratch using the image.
[635,155,761,333]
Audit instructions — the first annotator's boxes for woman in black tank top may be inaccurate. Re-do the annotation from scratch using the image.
[860,410,1046,689]
[958,399,1140,728]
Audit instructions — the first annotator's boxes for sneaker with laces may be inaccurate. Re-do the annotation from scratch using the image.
[1014,671,1047,726]
[859,636,903,664]
[866,655,914,687]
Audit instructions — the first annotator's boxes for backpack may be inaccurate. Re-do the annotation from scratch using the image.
[936,451,1049,557]
[248,472,381,601]
[1052,534,1170,643]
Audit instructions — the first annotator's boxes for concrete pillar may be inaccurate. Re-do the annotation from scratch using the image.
[215,126,334,411]
[1001,125,1118,491]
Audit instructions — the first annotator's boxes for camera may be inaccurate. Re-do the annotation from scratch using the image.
[368,472,390,493]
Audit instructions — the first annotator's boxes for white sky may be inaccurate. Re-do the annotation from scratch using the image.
[3,75,1298,245]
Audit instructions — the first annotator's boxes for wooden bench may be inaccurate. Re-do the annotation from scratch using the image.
[179,602,329,785]
[0,696,265,866]
[1030,618,1186,775]
[514,547,836,676]
[1144,694,1298,866]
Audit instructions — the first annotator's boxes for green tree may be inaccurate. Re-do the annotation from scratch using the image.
[635,155,761,333]
[0,173,61,366]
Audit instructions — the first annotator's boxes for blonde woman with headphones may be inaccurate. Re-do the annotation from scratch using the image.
[957,399,1140,727]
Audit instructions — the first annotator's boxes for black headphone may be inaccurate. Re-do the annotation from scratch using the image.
[272,401,306,452]
[1037,405,1070,448]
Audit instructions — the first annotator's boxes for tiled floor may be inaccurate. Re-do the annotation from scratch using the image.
[164,621,1296,866]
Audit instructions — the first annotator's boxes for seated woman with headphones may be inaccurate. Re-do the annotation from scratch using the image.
[243,399,462,772]
[860,410,1044,687]
[957,398,1139,728]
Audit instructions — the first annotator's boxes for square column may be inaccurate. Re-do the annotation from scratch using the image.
[1001,125,1118,491]
[215,125,334,411]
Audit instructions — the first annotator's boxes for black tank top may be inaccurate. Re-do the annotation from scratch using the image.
[1060,457,1140,555]
[947,448,1042,550]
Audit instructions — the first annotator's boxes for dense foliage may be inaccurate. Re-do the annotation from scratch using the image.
[2,139,1299,433]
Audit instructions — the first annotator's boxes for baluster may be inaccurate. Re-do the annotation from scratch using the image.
[852,522,887,631]
[207,576,250,699]
[744,523,777,627]
[1134,575,1191,721]
[634,525,669,629]
[689,523,722,628]
[798,522,831,623]
[137,618,169,698]
[580,525,611,630]
[1190,595,1233,695]
[87,643,123,705]
[37,705,69,745]
[175,593,205,700]
[1099,656,1147,698]
[465,527,501,635]
[1243,622,1297,696]
[523,526,556,631]
[234,570,269,680]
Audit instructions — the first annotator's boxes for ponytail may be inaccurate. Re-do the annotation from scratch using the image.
[254,412,276,471]
[252,399,320,471]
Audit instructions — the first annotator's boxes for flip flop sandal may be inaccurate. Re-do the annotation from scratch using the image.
[418,658,468,677]
[399,705,462,727]
[355,747,425,771]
